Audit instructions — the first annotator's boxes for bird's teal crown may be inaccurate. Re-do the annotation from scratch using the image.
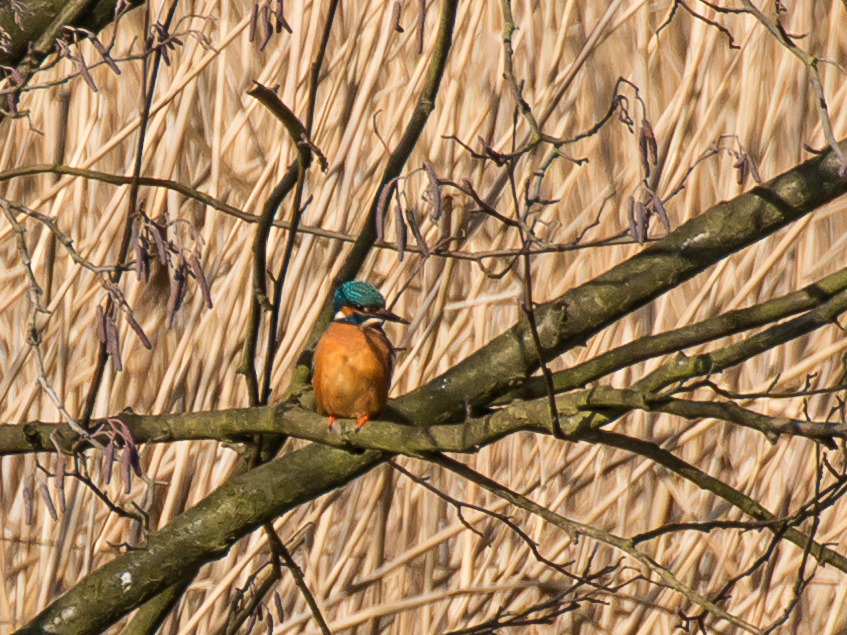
[333,281,386,322]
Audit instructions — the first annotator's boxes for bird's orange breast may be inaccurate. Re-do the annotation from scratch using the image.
[312,322,395,420]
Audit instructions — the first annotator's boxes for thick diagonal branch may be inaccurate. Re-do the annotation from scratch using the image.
[15,142,847,635]
[507,265,847,402]
[399,141,847,424]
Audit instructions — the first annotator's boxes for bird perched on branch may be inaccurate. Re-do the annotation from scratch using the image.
[312,281,409,429]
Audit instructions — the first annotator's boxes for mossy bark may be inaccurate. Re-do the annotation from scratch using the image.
[14,141,847,635]
[0,0,143,68]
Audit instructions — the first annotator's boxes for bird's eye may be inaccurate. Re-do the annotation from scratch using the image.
[351,303,365,312]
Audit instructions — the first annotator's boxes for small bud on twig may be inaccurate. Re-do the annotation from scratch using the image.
[106,316,122,371]
[84,29,121,75]
[416,0,426,54]
[395,206,407,262]
[102,441,114,485]
[375,182,396,240]
[274,592,284,623]
[649,190,671,232]
[440,193,453,244]
[274,0,292,33]
[121,446,132,495]
[748,156,762,184]
[392,2,404,32]
[23,476,33,525]
[95,304,107,344]
[423,162,441,222]
[249,4,259,42]
[259,3,273,51]
[627,196,646,245]
[55,453,66,513]
[405,207,429,258]
[166,262,186,329]
[39,482,58,522]
[149,223,168,265]
[132,220,150,283]
[733,155,748,185]
[187,253,213,309]
[635,201,646,245]
[124,309,152,350]
[639,119,658,178]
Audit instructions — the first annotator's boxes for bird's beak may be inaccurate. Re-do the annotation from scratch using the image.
[370,308,410,325]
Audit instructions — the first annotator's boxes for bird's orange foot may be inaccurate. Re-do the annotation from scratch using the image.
[355,415,369,430]
[326,416,336,428]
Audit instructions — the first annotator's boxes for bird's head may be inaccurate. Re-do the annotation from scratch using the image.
[332,281,410,326]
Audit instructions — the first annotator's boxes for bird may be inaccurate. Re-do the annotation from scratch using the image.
[312,280,409,430]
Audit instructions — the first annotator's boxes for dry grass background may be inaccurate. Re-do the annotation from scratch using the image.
[1,0,847,633]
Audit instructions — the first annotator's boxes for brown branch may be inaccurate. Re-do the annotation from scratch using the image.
[14,141,847,635]
[1,26,210,97]
[520,278,563,436]
[632,517,790,544]
[416,0,426,54]
[425,453,761,634]
[657,0,740,49]
[7,200,126,275]
[0,198,106,448]
[442,554,629,635]
[760,446,824,634]
[678,377,847,401]
[586,429,847,575]
[300,0,460,356]
[239,85,315,407]
[80,0,180,426]
[0,163,643,261]
[390,460,596,582]
[737,0,845,168]
[264,523,333,635]
[13,384,847,634]
[10,259,847,459]
[260,0,337,405]
[696,0,747,14]
[3,0,130,119]
[506,265,847,403]
[216,560,279,635]
[579,386,845,448]
[437,177,525,230]
[499,0,541,149]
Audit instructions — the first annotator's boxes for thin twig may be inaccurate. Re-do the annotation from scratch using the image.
[298,0,460,357]
[425,452,762,634]
[1,199,104,447]
[260,0,338,405]
[80,0,181,425]
[657,0,740,49]
[737,0,845,168]
[264,523,333,635]
[0,163,643,262]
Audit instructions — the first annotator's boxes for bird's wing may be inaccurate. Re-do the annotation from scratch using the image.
[364,323,397,378]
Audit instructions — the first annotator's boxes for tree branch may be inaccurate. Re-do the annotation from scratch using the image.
[0,163,646,261]
[238,84,314,406]
[301,0,460,354]
[14,140,847,635]
[400,139,847,423]
[426,453,761,634]
[505,264,847,402]
[586,429,847,573]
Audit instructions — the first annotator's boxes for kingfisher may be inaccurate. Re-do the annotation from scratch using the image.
[312,281,409,429]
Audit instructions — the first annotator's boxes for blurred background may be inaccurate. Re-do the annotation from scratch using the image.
[2,0,847,632]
